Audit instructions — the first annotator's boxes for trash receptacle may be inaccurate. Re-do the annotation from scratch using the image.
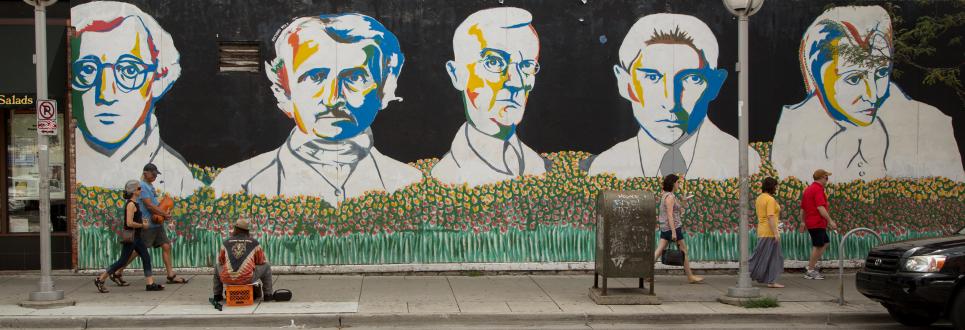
[592,190,657,302]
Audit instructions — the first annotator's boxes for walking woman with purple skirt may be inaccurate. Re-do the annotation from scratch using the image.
[749,177,785,288]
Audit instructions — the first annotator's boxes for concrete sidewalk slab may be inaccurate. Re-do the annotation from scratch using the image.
[506,301,563,313]
[147,304,257,315]
[642,276,726,302]
[530,275,595,302]
[658,301,716,314]
[0,276,87,305]
[0,304,36,316]
[66,281,181,306]
[458,301,512,313]
[358,301,408,314]
[557,301,614,313]
[0,310,892,329]
[0,273,898,328]
[359,276,455,304]
[449,275,553,302]
[606,304,663,313]
[407,301,460,313]
[273,275,362,302]
[28,304,155,316]
[253,301,357,314]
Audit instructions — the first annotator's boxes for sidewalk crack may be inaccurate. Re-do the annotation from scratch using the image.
[446,275,461,313]
[357,275,365,309]
[529,275,563,312]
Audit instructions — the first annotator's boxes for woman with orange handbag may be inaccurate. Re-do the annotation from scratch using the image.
[94,180,164,292]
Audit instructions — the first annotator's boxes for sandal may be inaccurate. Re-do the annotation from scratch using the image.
[94,278,109,293]
[688,277,705,284]
[146,283,165,291]
[166,275,189,284]
[109,272,130,287]
[767,283,785,288]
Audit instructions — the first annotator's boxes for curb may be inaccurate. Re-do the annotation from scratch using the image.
[0,311,889,328]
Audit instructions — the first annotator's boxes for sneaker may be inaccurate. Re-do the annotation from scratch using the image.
[804,269,825,280]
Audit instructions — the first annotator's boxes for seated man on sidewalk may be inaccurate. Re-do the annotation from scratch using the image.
[213,218,273,302]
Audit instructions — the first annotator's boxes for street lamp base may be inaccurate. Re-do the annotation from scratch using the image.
[28,290,65,301]
[22,290,73,309]
[718,286,761,306]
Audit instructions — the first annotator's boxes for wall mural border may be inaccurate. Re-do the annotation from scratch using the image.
[70,1,964,269]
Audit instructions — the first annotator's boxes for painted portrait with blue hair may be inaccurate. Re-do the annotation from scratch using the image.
[266,13,404,141]
[211,12,421,204]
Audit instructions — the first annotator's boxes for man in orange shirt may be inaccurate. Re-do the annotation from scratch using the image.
[212,218,273,302]
[800,169,838,280]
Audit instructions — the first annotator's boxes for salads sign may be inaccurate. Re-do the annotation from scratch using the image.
[0,93,36,108]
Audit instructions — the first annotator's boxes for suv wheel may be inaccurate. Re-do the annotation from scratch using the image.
[884,304,940,327]
[952,289,965,330]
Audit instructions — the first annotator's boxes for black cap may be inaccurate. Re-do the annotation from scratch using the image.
[143,163,161,174]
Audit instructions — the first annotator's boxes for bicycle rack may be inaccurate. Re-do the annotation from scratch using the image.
[838,227,882,306]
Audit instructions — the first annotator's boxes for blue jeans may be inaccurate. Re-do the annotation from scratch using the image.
[106,237,152,276]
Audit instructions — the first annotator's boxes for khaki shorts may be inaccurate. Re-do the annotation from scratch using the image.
[141,225,171,248]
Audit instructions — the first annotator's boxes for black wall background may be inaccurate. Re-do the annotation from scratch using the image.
[70,0,965,169]
[0,0,70,107]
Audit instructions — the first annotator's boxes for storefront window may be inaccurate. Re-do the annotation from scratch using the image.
[6,112,67,233]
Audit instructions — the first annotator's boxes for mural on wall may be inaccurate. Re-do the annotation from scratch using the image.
[71,1,202,197]
[71,1,963,270]
[210,13,422,206]
[431,7,552,188]
[771,5,965,182]
[585,13,761,179]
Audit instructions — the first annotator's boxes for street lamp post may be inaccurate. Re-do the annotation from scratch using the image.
[719,0,765,306]
[21,0,73,309]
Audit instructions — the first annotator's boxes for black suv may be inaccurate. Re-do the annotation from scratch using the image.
[856,225,965,328]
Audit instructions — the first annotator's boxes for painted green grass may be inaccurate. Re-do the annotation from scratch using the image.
[77,224,940,269]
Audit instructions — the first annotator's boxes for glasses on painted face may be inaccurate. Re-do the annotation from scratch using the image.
[478,53,540,76]
[72,54,157,92]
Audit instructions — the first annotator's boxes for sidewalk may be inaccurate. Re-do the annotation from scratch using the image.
[0,273,887,328]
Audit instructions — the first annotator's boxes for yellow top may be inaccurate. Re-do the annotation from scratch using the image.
[755,193,780,238]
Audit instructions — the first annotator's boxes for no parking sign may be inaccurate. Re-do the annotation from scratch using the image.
[36,99,57,136]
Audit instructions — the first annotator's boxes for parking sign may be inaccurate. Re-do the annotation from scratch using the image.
[37,99,57,136]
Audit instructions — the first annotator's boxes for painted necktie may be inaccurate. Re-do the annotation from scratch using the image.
[659,146,687,177]
[503,142,523,176]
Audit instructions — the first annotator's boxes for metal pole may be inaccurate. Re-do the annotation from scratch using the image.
[724,11,761,301]
[838,228,882,305]
[27,0,64,302]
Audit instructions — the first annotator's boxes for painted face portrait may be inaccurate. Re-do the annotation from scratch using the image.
[615,17,726,146]
[72,17,164,149]
[268,15,403,142]
[805,18,893,127]
[447,8,540,140]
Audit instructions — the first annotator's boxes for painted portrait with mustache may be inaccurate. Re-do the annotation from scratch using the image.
[211,14,421,205]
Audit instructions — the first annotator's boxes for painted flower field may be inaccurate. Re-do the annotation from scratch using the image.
[76,143,963,269]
